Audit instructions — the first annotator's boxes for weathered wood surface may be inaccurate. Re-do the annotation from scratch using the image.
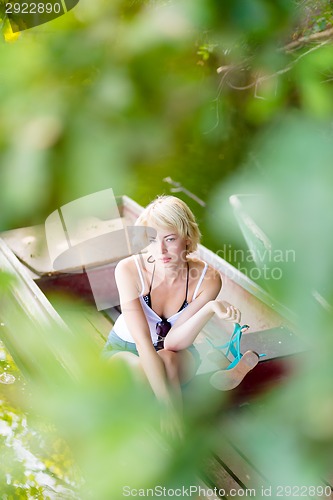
[204,407,333,498]
[0,196,140,277]
[0,237,70,380]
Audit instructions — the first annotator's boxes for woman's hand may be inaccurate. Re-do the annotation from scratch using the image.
[210,300,241,323]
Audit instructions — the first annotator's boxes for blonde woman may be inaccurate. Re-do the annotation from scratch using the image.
[103,196,256,436]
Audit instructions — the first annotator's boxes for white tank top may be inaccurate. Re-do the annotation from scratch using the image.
[112,256,208,345]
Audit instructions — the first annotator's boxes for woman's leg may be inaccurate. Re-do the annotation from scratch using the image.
[110,351,147,382]
[157,349,197,412]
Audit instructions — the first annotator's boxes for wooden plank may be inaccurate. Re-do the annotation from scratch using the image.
[103,306,121,324]
[58,304,114,348]
[0,194,145,280]
[196,478,224,500]
[83,308,114,342]
[204,322,307,362]
[203,455,246,496]
[1,216,128,277]
[195,323,306,400]
[210,435,268,492]
[197,243,294,324]
[219,407,333,499]
[0,224,50,278]
[0,238,64,327]
[0,238,74,381]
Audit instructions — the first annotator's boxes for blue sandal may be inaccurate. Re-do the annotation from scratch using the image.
[207,323,261,391]
[207,323,249,369]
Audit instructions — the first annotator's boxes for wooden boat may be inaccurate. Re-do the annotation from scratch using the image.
[0,194,306,393]
[0,194,314,495]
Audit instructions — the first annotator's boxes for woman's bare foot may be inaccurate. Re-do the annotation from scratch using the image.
[206,349,230,369]
[209,351,259,391]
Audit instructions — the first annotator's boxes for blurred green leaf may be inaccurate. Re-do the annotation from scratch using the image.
[2,0,333,496]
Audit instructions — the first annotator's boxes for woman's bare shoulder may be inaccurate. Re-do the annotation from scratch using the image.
[189,257,220,277]
[204,263,222,291]
[115,255,138,277]
[188,258,222,294]
[114,256,143,297]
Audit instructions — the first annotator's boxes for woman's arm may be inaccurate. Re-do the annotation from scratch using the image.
[164,300,239,350]
[115,259,175,406]
[164,268,240,351]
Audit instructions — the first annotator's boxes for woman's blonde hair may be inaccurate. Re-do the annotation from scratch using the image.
[135,195,201,254]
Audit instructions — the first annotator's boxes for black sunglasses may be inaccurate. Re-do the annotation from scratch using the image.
[155,319,171,350]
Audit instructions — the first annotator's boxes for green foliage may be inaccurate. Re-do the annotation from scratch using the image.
[294,0,333,37]
[1,0,333,497]
[0,395,80,498]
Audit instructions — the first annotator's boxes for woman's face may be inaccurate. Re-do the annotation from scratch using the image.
[148,226,189,265]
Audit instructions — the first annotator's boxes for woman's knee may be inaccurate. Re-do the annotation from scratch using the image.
[110,352,145,378]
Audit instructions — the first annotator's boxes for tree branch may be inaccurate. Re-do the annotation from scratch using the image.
[217,41,329,97]
[283,26,333,52]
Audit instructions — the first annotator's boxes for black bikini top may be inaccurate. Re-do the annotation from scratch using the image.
[143,262,189,318]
